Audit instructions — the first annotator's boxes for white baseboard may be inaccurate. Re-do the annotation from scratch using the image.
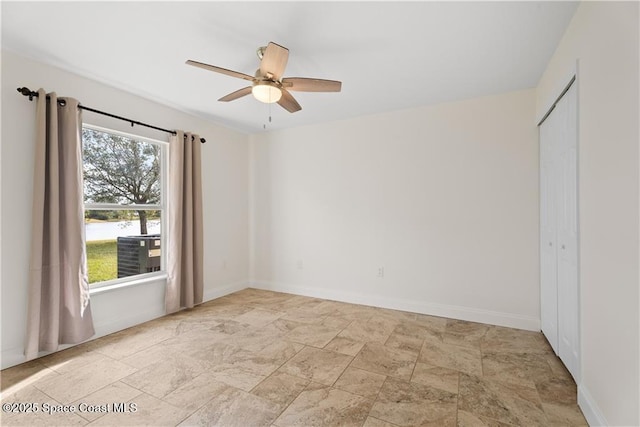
[250,280,540,331]
[578,384,608,426]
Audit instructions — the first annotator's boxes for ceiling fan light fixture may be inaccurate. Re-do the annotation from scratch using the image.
[252,82,282,103]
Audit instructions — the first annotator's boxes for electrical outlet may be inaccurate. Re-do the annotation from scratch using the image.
[377,267,384,278]
[296,260,304,270]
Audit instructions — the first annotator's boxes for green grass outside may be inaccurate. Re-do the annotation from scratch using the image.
[86,239,117,284]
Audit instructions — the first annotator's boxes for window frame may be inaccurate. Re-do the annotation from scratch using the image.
[82,124,169,292]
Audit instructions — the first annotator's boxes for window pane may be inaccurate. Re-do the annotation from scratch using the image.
[85,210,161,285]
[82,128,161,206]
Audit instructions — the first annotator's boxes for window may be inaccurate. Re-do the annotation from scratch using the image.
[82,125,167,288]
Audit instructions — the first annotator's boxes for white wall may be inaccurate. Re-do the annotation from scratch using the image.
[250,89,540,330]
[536,2,639,425]
[1,51,250,369]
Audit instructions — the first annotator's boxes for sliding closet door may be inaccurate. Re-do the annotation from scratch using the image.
[539,79,579,381]
[555,82,579,379]
[540,109,559,354]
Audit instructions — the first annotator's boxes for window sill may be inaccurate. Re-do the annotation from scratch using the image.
[89,272,168,296]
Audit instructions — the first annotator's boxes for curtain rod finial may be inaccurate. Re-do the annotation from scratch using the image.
[17,87,36,100]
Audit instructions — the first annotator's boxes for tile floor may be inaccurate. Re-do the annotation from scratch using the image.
[0,288,588,426]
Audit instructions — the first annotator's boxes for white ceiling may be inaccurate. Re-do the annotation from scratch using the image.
[2,1,578,134]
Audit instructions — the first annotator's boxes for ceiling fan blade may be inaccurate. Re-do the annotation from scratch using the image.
[259,42,289,80]
[186,60,254,82]
[282,78,342,92]
[218,86,253,102]
[277,89,302,113]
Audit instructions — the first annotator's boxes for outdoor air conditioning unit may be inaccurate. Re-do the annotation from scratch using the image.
[117,234,161,278]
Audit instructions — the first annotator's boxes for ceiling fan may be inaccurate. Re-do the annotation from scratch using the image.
[186,42,342,113]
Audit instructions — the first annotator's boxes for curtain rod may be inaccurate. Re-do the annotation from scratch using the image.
[17,87,206,143]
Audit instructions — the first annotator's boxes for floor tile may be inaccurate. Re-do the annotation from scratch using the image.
[443,319,491,349]
[482,351,552,388]
[481,327,553,355]
[187,341,245,365]
[38,346,108,374]
[334,304,379,322]
[542,402,588,426]
[545,354,573,379]
[203,365,267,392]
[208,318,251,335]
[534,375,578,406]
[320,315,352,330]
[269,318,307,334]
[338,318,396,343]
[198,302,254,319]
[280,308,327,324]
[250,371,310,409]
[370,377,457,426]
[90,325,175,360]
[33,357,137,404]
[121,343,182,369]
[418,338,482,376]
[333,366,386,399]
[221,325,289,353]
[309,300,351,315]
[274,385,372,427]
[71,381,142,422]
[324,336,365,356]
[0,359,59,395]
[190,345,279,391]
[121,354,206,398]
[376,308,419,323]
[363,416,399,427]
[391,321,428,339]
[163,374,232,413]
[352,342,417,381]
[456,410,514,426]
[233,308,285,326]
[88,392,190,426]
[411,362,459,394]
[413,313,448,332]
[160,328,228,355]
[458,373,548,426]
[259,340,304,364]
[285,323,342,348]
[385,332,423,355]
[0,385,86,426]
[278,346,352,385]
[178,386,281,426]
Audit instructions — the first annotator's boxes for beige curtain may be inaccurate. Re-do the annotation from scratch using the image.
[25,89,94,360]
[165,131,203,313]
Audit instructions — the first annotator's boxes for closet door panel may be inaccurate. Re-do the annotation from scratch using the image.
[540,110,559,354]
[556,83,579,380]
